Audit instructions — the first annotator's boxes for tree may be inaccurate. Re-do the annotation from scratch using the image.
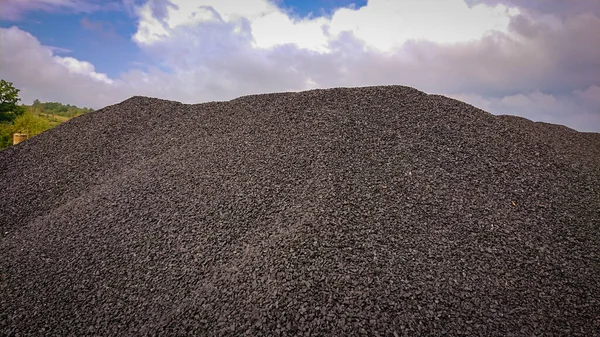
[0,79,25,122]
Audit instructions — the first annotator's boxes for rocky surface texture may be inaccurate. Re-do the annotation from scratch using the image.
[1,86,599,336]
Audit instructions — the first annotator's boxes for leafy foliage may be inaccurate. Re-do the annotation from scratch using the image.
[0,79,25,122]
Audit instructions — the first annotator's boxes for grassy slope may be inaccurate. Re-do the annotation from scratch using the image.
[0,106,88,150]
[33,112,72,127]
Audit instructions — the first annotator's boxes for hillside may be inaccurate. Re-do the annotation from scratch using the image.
[0,101,93,150]
[1,86,599,336]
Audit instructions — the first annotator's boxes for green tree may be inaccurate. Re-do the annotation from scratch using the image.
[0,79,25,122]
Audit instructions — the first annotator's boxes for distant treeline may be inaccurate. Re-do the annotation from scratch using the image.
[31,99,94,118]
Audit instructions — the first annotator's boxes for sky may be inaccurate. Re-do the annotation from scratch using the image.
[0,0,598,132]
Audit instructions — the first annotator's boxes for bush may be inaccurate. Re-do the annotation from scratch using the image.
[0,112,52,150]
[13,111,52,136]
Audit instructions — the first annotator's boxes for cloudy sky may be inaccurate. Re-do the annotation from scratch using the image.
[0,0,598,132]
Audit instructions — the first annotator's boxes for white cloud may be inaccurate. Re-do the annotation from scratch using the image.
[250,11,330,51]
[500,91,558,109]
[47,45,72,54]
[0,26,112,86]
[131,0,520,52]
[132,0,279,46]
[328,0,520,51]
[52,56,114,84]
[132,1,172,44]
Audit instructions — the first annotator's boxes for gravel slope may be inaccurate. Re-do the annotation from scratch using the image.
[1,85,599,336]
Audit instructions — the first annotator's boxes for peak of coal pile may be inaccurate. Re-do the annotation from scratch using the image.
[1,85,599,336]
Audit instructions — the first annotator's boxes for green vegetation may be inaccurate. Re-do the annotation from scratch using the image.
[31,99,94,118]
[0,79,94,150]
[0,79,25,123]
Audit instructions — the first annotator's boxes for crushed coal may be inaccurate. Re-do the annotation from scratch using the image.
[1,85,599,336]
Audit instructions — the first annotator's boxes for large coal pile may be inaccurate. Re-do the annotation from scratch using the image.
[1,86,599,336]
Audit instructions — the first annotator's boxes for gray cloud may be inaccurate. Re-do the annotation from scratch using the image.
[449,89,600,132]
[80,17,120,41]
[466,0,600,17]
[148,0,178,22]
[0,0,122,20]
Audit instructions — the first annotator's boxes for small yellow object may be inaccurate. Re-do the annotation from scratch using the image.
[13,133,28,145]
[511,201,517,206]
[383,185,388,189]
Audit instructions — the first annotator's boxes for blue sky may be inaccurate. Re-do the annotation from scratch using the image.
[280,0,367,17]
[0,0,598,131]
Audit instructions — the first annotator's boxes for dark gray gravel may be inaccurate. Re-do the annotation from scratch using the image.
[1,85,599,336]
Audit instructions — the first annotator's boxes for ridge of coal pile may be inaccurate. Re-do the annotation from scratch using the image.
[1,85,599,336]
